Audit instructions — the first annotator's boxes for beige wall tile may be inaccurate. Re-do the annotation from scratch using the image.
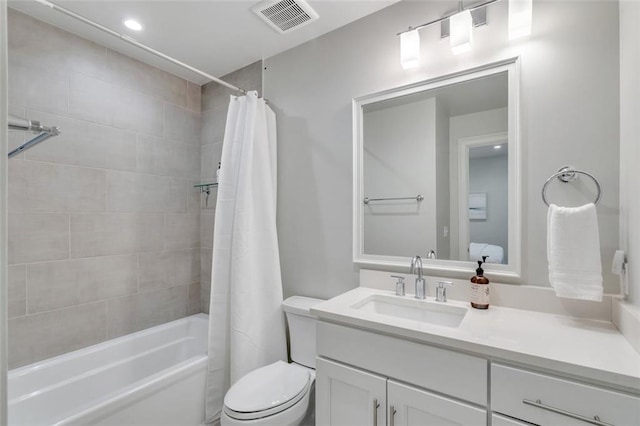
[201,82,234,113]
[175,248,200,286]
[8,265,26,318]
[200,281,211,314]
[8,302,107,368]
[106,172,187,213]
[201,212,215,250]
[68,72,119,127]
[137,251,176,292]
[225,61,263,94]
[105,49,188,107]
[200,142,223,183]
[137,134,188,178]
[69,73,164,136]
[107,286,187,338]
[185,144,200,180]
[187,81,202,112]
[27,255,138,314]
[138,249,199,292]
[24,109,138,171]
[116,87,165,136]
[201,61,262,112]
[8,212,69,264]
[70,213,164,257]
[165,214,200,250]
[200,107,227,145]
[200,248,212,284]
[9,160,106,212]
[188,282,201,315]
[164,103,201,143]
[188,180,202,213]
[8,9,107,79]
[8,63,69,115]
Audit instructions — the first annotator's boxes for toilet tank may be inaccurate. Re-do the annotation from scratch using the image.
[282,296,324,369]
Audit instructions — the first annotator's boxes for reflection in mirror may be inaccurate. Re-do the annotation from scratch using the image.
[354,59,520,277]
[462,138,508,264]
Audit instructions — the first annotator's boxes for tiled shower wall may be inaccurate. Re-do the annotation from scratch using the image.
[7,9,202,369]
[199,61,263,313]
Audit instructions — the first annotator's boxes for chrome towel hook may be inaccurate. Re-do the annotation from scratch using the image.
[542,166,602,207]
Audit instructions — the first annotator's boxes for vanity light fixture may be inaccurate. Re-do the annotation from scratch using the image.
[494,145,502,149]
[123,18,143,31]
[397,0,531,68]
[400,29,421,69]
[450,8,473,55]
[508,0,532,40]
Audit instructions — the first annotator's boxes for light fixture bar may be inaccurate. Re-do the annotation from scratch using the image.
[397,0,501,36]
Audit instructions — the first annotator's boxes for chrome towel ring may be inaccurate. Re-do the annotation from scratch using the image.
[542,166,602,207]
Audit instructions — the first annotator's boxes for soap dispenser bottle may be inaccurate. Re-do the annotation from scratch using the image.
[470,256,490,309]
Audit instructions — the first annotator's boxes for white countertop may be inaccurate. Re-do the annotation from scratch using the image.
[311,287,640,393]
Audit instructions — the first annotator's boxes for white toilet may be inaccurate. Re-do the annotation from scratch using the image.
[221,296,324,426]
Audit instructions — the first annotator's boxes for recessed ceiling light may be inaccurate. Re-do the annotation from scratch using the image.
[123,19,143,31]
[494,145,502,149]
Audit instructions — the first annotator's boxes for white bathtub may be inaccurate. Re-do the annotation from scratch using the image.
[8,313,209,426]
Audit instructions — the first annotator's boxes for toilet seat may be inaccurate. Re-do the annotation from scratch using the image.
[224,361,312,421]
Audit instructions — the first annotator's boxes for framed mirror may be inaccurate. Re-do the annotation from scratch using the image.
[353,58,521,278]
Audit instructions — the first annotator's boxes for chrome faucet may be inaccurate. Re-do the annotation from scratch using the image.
[410,256,426,300]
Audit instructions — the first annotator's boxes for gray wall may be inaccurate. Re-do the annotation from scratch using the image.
[620,0,639,306]
[199,61,262,313]
[7,10,201,368]
[264,0,620,299]
[469,154,509,263]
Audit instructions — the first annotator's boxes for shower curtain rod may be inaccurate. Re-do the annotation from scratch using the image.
[32,0,248,95]
[8,115,61,158]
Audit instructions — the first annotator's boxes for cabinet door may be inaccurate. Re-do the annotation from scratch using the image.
[316,357,387,426]
[388,380,486,426]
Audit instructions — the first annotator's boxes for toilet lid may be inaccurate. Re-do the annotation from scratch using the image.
[224,361,311,415]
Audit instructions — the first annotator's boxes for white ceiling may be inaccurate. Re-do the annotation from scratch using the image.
[8,0,398,85]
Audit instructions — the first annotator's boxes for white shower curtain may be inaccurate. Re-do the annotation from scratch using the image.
[205,91,286,423]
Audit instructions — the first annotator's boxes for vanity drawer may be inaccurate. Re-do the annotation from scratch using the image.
[492,364,640,425]
[317,321,487,405]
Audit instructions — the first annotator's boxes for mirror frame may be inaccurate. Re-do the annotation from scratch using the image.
[352,57,521,278]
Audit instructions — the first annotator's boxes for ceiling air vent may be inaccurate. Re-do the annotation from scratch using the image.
[252,0,319,34]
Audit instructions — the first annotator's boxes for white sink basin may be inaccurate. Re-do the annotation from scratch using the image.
[350,294,468,328]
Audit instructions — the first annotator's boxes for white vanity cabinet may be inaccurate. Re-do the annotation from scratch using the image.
[316,358,386,426]
[315,322,488,426]
[491,364,640,425]
[387,380,486,426]
[316,358,486,426]
[315,321,640,426]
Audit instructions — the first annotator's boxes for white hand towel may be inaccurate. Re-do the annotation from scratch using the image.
[547,203,603,301]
